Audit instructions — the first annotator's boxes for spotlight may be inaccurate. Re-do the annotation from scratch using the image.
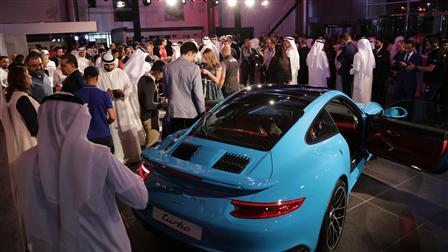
[228,0,237,7]
[85,34,89,40]
[244,0,254,7]
[213,0,219,5]
[116,0,126,8]
[261,0,268,6]
[143,0,151,6]
[74,36,79,41]
[181,0,186,4]
[166,0,177,6]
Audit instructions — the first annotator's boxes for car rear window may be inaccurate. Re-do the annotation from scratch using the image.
[191,92,312,151]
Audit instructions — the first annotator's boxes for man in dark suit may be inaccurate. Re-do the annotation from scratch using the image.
[337,34,358,97]
[297,37,310,85]
[372,37,390,105]
[393,39,423,102]
[60,54,85,94]
[240,39,257,86]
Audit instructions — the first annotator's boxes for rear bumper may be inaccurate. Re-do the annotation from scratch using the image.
[134,203,319,252]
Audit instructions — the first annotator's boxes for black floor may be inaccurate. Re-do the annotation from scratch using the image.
[124,158,448,252]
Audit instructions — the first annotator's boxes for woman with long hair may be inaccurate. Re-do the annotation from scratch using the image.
[201,48,223,101]
[267,44,292,84]
[3,63,40,163]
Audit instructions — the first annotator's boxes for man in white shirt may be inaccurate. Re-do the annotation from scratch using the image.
[98,53,143,164]
[13,93,148,252]
[76,47,92,74]
[0,56,10,87]
[284,37,300,84]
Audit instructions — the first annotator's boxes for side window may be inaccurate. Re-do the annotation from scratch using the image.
[325,98,361,132]
[306,109,338,144]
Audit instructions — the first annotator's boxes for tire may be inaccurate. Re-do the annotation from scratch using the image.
[316,179,347,252]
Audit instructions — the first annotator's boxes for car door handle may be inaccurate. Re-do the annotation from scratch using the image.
[386,130,400,137]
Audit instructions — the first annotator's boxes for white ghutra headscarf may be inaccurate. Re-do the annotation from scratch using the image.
[353,38,375,77]
[285,37,300,84]
[306,39,330,87]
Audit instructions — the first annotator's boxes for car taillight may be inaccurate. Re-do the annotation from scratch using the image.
[230,198,305,219]
[138,162,151,181]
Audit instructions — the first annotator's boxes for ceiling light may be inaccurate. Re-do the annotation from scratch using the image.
[244,0,255,7]
[228,0,237,7]
[167,0,177,6]
[116,0,126,8]
[261,0,268,6]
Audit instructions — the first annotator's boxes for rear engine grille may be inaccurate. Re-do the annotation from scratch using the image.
[171,143,198,161]
[212,153,250,174]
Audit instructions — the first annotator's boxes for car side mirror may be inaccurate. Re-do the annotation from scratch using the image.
[383,107,408,119]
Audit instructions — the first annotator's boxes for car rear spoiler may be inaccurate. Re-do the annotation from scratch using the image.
[142,148,277,191]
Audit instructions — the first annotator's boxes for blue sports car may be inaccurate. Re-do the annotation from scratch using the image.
[134,85,448,252]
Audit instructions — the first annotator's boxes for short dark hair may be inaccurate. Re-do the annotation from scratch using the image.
[375,37,385,43]
[14,55,25,64]
[405,39,415,47]
[25,51,42,65]
[0,56,8,61]
[61,54,78,68]
[180,41,198,55]
[151,60,165,72]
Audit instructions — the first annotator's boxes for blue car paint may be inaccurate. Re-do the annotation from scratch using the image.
[136,88,384,251]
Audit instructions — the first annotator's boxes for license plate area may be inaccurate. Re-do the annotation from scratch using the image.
[152,207,203,240]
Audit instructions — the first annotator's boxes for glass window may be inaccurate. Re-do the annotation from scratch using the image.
[306,109,338,144]
[191,92,313,151]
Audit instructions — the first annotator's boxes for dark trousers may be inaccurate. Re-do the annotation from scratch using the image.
[240,61,255,86]
[91,135,114,153]
[393,79,417,102]
[341,74,353,97]
[424,82,444,104]
[372,76,388,105]
[169,118,196,135]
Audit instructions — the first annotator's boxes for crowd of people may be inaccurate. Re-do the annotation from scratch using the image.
[1,32,448,250]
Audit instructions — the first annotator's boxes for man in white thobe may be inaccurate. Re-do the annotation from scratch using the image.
[13,94,148,252]
[350,38,376,103]
[201,37,220,61]
[98,53,143,164]
[0,56,9,87]
[284,37,300,84]
[41,50,57,87]
[307,39,330,87]
[123,48,152,117]
[171,43,180,61]
[75,47,91,74]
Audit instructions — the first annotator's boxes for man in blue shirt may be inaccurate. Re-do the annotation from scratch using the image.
[25,52,53,103]
[75,66,116,152]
